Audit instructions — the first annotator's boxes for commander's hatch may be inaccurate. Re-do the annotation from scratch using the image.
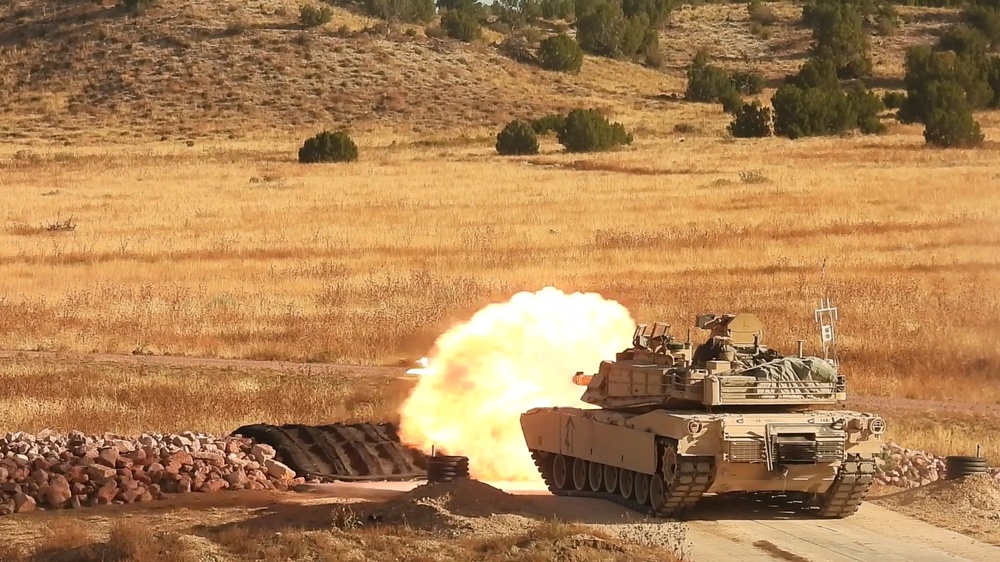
[727,313,763,347]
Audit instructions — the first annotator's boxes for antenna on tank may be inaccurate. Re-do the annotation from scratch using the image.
[813,258,839,366]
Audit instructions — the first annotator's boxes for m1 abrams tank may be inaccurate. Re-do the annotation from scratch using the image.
[520,302,886,519]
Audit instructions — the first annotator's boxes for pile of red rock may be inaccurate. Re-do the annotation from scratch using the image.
[0,430,304,515]
[875,441,1000,489]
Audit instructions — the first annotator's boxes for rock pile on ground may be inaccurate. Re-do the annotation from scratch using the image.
[0,430,304,515]
[874,442,1000,489]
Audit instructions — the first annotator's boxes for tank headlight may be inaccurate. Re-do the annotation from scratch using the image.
[868,418,886,435]
[687,420,703,434]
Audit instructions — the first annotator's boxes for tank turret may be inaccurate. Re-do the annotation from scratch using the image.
[573,313,846,411]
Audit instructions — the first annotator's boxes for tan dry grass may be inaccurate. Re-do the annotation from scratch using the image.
[883,411,1000,464]
[0,357,407,436]
[2,131,999,403]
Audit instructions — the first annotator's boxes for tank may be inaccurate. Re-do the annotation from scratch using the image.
[519,301,886,519]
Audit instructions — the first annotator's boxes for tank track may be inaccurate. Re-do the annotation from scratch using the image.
[230,422,427,482]
[816,453,876,518]
[529,446,715,519]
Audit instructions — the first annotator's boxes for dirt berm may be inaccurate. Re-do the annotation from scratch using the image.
[356,478,538,534]
[871,473,1000,545]
[344,478,687,561]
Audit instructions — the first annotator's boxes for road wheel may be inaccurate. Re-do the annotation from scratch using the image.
[603,465,619,494]
[619,469,634,499]
[635,473,650,505]
[588,461,603,491]
[649,474,665,512]
[552,454,569,489]
[572,457,588,491]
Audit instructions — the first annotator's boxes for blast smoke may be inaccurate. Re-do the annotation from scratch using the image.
[396,286,636,481]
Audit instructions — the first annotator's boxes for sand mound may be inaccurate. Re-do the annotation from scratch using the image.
[390,479,528,516]
[878,473,1000,512]
[359,479,537,533]
[872,474,1000,545]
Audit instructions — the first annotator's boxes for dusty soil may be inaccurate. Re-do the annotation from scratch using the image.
[870,474,1000,546]
[0,480,687,562]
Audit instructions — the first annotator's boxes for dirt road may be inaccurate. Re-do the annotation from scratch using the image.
[294,481,1000,561]
[4,349,999,416]
[679,502,998,561]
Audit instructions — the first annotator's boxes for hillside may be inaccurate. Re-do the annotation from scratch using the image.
[0,0,959,143]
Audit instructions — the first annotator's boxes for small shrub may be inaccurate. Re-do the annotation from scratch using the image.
[847,83,887,134]
[769,53,889,139]
[364,0,437,24]
[804,0,873,79]
[921,81,985,148]
[538,33,584,73]
[644,42,663,68]
[298,130,359,163]
[882,90,906,109]
[299,4,333,27]
[874,4,899,36]
[556,108,633,153]
[730,70,765,95]
[749,20,772,39]
[540,0,574,20]
[120,0,157,14]
[673,123,698,134]
[962,2,1000,48]
[425,24,448,38]
[531,114,566,135]
[441,9,482,42]
[719,88,744,114]
[771,83,853,139]
[747,0,778,26]
[739,169,769,184]
[925,107,985,148]
[685,50,737,102]
[575,2,627,57]
[898,45,995,124]
[728,101,773,138]
[496,120,540,155]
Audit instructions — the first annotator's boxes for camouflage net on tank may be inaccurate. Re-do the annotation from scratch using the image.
[737,357,839,399]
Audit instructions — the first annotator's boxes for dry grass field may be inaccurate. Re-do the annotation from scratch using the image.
[2,0,1000,468]
[3,133,999,395]
[0,356,410,436]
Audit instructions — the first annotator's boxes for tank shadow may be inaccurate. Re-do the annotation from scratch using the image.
[516,492,820,524]
[672,492,821,521]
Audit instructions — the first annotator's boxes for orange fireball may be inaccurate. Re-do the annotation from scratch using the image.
[397,287,635,481]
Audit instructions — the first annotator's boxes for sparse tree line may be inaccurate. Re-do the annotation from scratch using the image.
[291,0,672,69]
[119,0,998,153]
[495,108,633,154]
[294,108,634,163]
[686,0,1000,148]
